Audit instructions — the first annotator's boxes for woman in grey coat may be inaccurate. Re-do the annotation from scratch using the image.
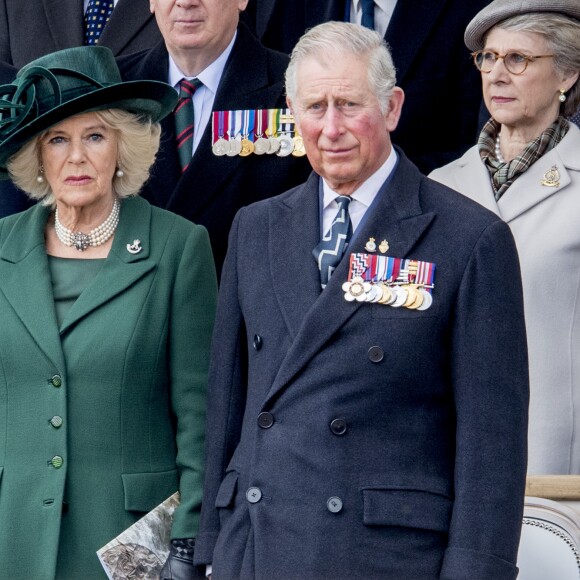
[431,0,580,474]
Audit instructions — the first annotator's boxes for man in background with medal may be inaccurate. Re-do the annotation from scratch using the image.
[196,22,529,579]
[117,0,311,276]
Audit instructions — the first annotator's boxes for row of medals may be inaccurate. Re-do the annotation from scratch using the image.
[342,276,433,310]
[212,134,306,158]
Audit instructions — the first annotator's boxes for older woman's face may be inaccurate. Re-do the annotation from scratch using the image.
[482,28,573,136]
[39,112,118,211]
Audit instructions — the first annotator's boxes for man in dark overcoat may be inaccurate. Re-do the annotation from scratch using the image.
[117,0,311,275]
[195,21,529,580]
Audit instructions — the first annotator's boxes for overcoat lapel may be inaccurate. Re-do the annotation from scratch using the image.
[42,0,84,48]
[264,154,435,405]
[59,197,155,334]
[305,0,344,27]
[99,0,156,56]
[0,205,64,371]
[386,0,447,84]
[498,146,575,223]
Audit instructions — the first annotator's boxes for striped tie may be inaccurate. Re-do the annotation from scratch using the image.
[174,78,202,172]
[313,195,353,289]
[84,0,114,45]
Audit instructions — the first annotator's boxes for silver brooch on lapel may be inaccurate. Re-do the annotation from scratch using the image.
[126,239,142,254]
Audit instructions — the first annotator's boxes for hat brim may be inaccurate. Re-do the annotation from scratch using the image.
[0,79,177,170]
[464,1,580,51]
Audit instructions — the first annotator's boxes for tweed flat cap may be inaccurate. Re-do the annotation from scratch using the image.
[465,0,580,51]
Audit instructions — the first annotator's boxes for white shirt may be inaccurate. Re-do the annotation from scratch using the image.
[321,147,398,237]
[350,0,397,38]
[168,32,236,155]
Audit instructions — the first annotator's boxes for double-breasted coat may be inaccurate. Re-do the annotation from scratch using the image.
[117,23,312,276]
[195,152,529,579]
[431,123,580,475]
[0,196,217,578]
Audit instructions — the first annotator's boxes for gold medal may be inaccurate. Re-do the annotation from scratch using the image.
[292,135,306,157]
[240,138,255,157]
[402,285,418,308]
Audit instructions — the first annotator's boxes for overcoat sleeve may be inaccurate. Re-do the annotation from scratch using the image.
[169,224,218,539]
[195,210,247,564]
[441,219,529,579]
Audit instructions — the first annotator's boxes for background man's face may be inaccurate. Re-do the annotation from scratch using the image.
[151,0,248,56]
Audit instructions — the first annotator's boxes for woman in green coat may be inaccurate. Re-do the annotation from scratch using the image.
[0,46,217,578]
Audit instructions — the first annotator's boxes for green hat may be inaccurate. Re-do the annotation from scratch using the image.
[0,45,178,175]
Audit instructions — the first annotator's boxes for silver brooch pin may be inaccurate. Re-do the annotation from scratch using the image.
[127,239,142,254]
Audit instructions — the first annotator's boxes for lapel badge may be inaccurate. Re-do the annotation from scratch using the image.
[364,237,377,252]
[541,165,560,187]
[126,239,142,254]
[378,239,389,254]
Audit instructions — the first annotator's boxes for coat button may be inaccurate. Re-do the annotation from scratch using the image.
[257,412,274,429]
[327,496,343,513]
[330,418,347,435]
[246,487,262,503]
[49,416,63,429]
[367,346,384,363]
[50,456,64,469]
[253,334,263,351]
[50,375,62,387]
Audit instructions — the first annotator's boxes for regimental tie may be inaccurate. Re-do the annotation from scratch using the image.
[360,0,375,30]
[174,78,202,172]
[84,0,114,45]
[313,195,353,289]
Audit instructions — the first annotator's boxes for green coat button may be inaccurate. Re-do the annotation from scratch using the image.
[49,416,63,429]
[50,375,62,388]
[50,456,63,469]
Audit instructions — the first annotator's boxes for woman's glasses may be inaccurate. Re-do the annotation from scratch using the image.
[471,50,554,75]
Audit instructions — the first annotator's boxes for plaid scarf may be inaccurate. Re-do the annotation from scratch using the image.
[478,116,569,200]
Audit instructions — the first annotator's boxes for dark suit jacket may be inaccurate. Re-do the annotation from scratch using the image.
[0,0,161,68]
[118,23,312,276]
[243,0,488,174]
[195,150,529,579]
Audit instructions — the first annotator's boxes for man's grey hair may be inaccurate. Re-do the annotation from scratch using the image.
[285,21,397,114]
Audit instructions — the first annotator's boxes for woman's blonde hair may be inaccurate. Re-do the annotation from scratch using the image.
[7,108,162,207]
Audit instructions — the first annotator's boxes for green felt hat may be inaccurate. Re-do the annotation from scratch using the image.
[0,45,177,176]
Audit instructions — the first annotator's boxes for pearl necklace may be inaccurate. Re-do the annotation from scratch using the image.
[495,135,506,164]
[55,199,120,251]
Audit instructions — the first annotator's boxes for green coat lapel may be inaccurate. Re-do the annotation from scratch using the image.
[60,196,155,334]
[0,204,64,371]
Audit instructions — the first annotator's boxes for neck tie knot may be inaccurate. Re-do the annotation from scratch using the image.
[313,195,353,289]
[174,78,202,172]
[360,0,375,30]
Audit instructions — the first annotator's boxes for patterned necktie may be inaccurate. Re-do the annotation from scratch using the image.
[84,0,114,45]
[313,196,353,289]
[360,0,375,30]
[174,78,202,172]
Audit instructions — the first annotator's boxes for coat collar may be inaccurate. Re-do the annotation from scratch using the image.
[265,150,435,404]
[0,197,155,365]
[451,124,580,222]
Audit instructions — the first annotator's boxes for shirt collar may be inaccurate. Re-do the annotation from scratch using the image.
[321,147,398,210]
[168,31,237,95]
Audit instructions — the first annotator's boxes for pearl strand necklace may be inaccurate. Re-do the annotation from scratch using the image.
[55,199,120,251]
[495,135,506,164]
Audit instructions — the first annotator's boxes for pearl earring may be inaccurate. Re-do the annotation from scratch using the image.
[116,168,124,178]
[559,88,567,103]
[36,163,44,183]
